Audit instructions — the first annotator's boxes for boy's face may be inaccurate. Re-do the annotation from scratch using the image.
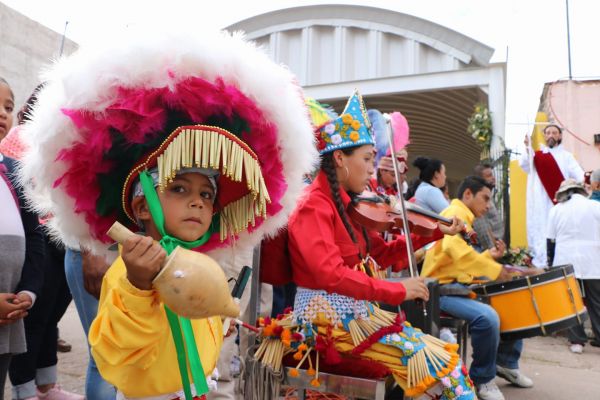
[160,173,215,242]
[463,186,491,218]
[132,173,216,242]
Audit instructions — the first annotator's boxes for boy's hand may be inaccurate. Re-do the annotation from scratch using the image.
[489,240,507,260]
[122,235,166,290]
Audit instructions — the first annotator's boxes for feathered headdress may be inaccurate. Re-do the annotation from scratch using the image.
[18,28,318,259]
[370,109,410,167]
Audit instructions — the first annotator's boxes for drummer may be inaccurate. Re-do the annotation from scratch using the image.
[422,175,535,400]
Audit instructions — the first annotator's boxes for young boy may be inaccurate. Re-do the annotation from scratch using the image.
[18,29,317,400]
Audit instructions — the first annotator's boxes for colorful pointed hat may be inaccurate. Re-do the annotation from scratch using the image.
[18,28,318,258]
[317,90,374,154]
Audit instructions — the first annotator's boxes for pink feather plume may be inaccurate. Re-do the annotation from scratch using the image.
[389,112,409,151]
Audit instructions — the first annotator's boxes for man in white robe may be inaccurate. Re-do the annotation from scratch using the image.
[519,124,584,266]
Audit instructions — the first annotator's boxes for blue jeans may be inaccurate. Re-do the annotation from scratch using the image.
[64,249,116,400]
[440,295,523,385]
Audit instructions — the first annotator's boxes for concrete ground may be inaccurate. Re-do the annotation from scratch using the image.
[4,304,600,399]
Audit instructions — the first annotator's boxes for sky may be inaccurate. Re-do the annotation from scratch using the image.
[3,0,600,154]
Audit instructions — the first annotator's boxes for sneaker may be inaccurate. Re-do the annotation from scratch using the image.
[589,340,600,348]
[496,365,534,388]
[440,327,457,344]
[569,343,584,354]
[36,385,84,400]
[476,380,505,400]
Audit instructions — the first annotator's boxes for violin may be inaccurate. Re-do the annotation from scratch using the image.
[348,192,477,245]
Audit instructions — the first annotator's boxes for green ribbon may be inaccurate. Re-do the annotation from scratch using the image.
[139,170,212,399]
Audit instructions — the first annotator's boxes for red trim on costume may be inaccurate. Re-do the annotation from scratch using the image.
[533,150,565,204]
[350,313,405,357]
[315,325,342,365]
[259,226,293,285]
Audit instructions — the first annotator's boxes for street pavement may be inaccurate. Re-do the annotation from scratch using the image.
[4,304,600,399]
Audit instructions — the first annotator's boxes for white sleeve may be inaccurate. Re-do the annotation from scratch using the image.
[566,153,584,181]
[546,207,557,240]
[518,150,531,174]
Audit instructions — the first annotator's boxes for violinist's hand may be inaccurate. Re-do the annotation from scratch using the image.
[489,240,506,260]
[438,216,463,236]
[401,277,429,302]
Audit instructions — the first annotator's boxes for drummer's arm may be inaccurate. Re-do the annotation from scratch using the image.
[546,208,557,267]
[442,234,502,280]
[546,239,556,267]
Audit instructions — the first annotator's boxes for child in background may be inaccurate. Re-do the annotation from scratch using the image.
[5,84,82,400]
[0,78,45,399]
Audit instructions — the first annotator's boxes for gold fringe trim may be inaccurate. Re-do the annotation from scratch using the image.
[152,127,270,240]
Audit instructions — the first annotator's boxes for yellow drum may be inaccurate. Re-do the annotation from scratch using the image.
[472,265,587,340]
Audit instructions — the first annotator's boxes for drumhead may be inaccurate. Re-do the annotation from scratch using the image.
[472,264,574,296]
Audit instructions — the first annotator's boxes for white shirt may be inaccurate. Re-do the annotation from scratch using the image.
[519,144,584,266]
[547,194,600,279]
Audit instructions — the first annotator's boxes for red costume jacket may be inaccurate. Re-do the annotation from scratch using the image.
[368,177,398,197]
[287,171,442,306]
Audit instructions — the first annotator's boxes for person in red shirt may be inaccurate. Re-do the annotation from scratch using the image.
[255,93,475,400]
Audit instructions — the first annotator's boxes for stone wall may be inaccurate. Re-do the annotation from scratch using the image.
[0,2,78,109]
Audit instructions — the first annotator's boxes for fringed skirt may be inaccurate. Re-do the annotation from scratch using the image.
[251,288,476,400]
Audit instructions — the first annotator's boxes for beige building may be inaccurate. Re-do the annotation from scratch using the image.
[228,4,507,185]
[0,1,78,109]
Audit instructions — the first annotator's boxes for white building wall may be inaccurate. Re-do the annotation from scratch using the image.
[0,2,78,108]
[250,25,471,87]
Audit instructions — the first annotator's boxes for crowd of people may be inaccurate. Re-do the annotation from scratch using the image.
[0,27,598,400]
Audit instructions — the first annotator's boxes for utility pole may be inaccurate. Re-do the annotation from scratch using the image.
[59,21,69,57]
[565,0,573,80]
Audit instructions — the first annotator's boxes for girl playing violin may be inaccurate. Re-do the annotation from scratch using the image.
[253,93,476,400]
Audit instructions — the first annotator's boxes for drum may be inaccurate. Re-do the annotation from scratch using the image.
[472,265,587,340]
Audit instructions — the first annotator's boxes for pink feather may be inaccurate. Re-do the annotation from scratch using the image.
[389,112,410,151]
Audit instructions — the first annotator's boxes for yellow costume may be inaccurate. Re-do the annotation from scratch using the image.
[422,199,502,284]
[89,257,223,397]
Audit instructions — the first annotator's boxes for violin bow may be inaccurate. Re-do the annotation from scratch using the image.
[383,114,427,315]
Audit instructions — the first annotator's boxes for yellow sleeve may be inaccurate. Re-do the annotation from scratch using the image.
[89,256,224,397]
[441,234,502,281]
[89,269,166,369]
